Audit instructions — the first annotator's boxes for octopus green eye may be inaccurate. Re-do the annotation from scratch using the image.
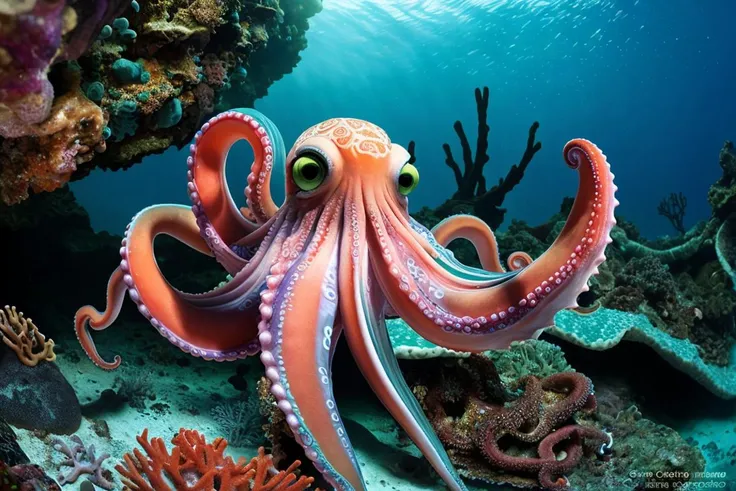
[398,163,419,196]
[292,155,327,191]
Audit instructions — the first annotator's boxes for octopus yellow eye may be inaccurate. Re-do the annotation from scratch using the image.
[398,163,419,196]
[292,155,327,191]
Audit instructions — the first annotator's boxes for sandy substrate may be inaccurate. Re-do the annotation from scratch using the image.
[13,319,470,490]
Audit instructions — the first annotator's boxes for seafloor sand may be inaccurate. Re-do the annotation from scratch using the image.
[14,319,491,490]
[13,317,733,491]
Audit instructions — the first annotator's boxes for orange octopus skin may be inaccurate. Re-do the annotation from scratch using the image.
[74,109,618,491]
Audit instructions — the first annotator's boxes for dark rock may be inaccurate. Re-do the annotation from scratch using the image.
[0,461,61,491]
[0,417,28,466]
[0,348,81,434]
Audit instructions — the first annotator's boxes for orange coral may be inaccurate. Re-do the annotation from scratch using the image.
[0,305,56,367]
[116,429,316,491]
[0,85,105,204]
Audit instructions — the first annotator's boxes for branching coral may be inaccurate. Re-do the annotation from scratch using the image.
[410,86,541,230]
[0,305,55,367]
[116,428,315,491]
[657,192,687,235]
[52,434,114,489]
[413,356,611,490]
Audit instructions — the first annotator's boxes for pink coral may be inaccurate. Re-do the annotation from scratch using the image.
[201,54,228,87]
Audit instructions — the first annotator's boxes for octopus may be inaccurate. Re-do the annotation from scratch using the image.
[75,109,618,491]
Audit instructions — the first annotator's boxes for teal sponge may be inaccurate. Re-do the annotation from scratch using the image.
[155,98,182,129]
[112,59,143,83]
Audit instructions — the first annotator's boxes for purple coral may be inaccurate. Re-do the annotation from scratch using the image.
[52,434,114,490]
[0,0,65,135]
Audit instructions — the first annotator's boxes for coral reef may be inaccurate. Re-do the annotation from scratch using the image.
[0,305,55,366]
[485,339,573,385]
[418,135,736,368]
[52,435,114,489]
[0,337,82,433]
[407,354,611,489]
[116,428,315,490]
[0,304,80,434]
[0,0,323,204]
[410,86,542,231]
[550,308,736,399]
[569,406,705,490]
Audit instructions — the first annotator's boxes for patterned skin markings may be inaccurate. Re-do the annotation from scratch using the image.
[294,118,391,158]
[74,106,617,491]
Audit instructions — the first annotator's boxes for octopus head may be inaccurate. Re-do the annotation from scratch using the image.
[286,118,418,209]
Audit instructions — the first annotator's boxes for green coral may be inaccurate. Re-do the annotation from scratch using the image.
[550,308,736,399]
[485,339,572,385]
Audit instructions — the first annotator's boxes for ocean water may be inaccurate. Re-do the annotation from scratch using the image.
[4,1,736,490]
[71,0,736,238]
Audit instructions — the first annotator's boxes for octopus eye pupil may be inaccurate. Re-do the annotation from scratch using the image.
[292,155,327,192]
[302,162,319,180]
[397,162,419,196]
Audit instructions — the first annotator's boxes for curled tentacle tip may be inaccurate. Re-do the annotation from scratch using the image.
[597,430,614,456]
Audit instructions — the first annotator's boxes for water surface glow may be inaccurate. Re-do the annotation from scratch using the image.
[72,0,736,238]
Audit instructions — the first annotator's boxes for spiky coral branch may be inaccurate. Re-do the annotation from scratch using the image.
[53,435,114,490]
[116,428,315,491]
[0,305,56,366]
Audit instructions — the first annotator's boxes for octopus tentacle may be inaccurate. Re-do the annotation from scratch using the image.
[259,195,364,491]
[188,109,284,273]
[75,205,261,370]
[74,266,127,370]
[379,193,516,287]
[431,215,505,272]
[372,139,618,352]
[339,185,467,491]
[431,215,533,272]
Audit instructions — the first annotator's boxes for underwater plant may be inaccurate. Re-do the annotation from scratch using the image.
[657,191,688,235]
[74,108,618,490]
[211,398,265,448]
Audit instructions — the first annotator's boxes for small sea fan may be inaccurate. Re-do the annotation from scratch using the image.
[211,397,265,447]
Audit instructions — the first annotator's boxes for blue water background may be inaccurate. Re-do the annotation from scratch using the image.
[71,0,736,239]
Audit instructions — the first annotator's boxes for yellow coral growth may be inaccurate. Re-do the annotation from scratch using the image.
[0,305,56,367]
[188,0,225,29]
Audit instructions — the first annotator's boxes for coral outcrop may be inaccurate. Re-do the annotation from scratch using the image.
[0,305,81,434]
[0,0,323,204]
[406,354,611,490]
